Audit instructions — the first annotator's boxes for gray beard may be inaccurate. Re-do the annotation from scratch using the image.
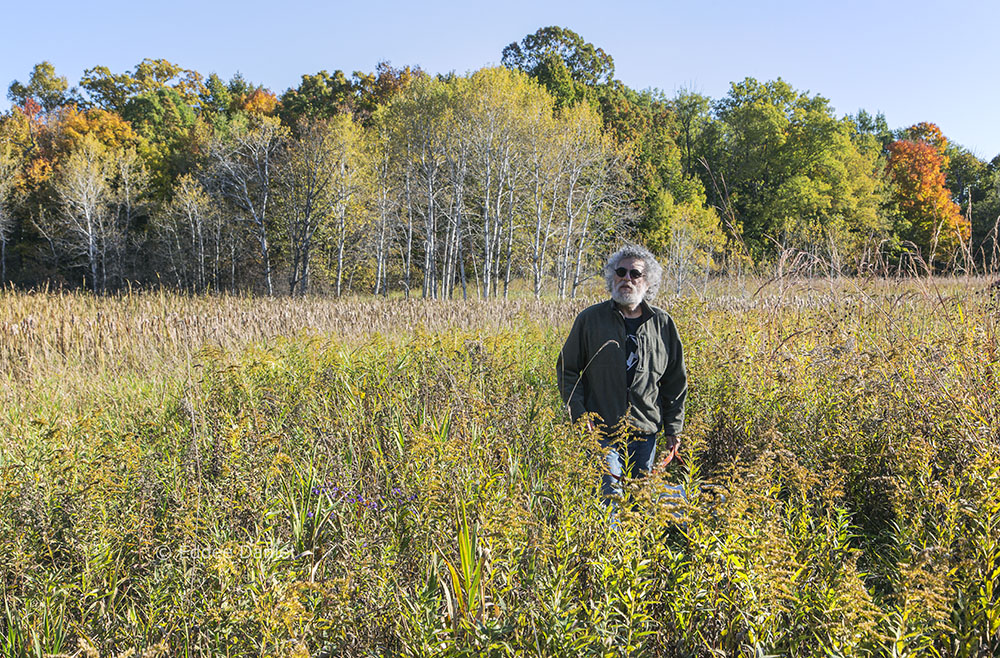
[611,288,644,307]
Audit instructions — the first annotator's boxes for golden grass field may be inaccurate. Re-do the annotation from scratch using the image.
[1,277,998,657]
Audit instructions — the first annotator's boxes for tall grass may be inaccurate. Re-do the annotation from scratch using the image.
[0,289,585,418]
[1,277,997,656]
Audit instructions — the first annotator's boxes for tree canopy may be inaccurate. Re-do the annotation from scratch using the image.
[0,29,993,293]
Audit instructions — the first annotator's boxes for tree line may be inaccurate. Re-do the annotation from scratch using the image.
[1,26,997,296]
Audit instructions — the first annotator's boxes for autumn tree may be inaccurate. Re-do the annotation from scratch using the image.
[380,66,619,299]
[322,118,367,297]
[365,106,403,296]
[0,100,61,282]
[4,99,152,289]
[240,88,278,116]
[521,89,561,298]
[503,27,704,264]
[281,119,337,295]
[353,62,419,125]
[457,68,540,298]
[56,106,143,155]
[199,73,274,135]
[660,196,724,293]
[110,144,150,243]
[886,123,970,264]
[0,100,94,217]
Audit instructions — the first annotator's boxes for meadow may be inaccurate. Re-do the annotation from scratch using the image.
[1,277,998,657]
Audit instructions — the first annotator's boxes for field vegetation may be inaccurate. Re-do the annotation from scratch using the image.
[1,276,999,657]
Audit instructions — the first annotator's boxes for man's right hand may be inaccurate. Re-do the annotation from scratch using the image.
[656,434,682,470]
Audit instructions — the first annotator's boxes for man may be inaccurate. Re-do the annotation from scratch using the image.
[557,244,687,500]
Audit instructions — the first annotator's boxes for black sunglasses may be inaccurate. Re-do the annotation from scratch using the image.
[614,267,645,279]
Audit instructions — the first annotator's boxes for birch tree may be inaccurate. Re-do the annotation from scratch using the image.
[109,145,148,284]
[522,91,560,298]
[322,115,366,297]
[49,133,119,292]
[367,108,400,296]
[155,174,229,290]
[386,76,451,298]
[553,102,610,298]
[459,68,543,298]
[207,116,287,295]
[440,106,471,299]
[280,118,350,296]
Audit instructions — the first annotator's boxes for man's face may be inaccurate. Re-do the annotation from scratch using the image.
[611,257,649,306]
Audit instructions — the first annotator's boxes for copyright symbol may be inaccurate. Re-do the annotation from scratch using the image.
[155,545,172,561]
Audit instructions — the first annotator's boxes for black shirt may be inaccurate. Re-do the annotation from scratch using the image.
[623,314,643,387]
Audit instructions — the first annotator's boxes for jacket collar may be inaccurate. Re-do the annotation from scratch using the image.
[605,297,653,320]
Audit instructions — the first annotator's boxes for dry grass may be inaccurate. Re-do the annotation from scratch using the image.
[3,274,994,413]
[0,290,595,411]
[4,275,988,373]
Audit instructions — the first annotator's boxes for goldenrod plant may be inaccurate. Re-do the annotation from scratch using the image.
[1,277,998,655]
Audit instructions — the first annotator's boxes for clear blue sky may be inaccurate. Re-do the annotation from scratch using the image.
[2,0,997,158]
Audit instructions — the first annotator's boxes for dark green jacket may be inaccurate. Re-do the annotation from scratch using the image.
[557,299,687,436]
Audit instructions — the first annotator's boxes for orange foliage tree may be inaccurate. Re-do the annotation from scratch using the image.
[886,122,969,261]
[239,88,278,115]
[57,107,142,154]
[1,100,53,191]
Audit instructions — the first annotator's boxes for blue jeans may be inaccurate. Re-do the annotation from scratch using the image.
[600,432,658,500]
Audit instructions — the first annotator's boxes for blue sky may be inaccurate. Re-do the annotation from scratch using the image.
[2,0,997,158]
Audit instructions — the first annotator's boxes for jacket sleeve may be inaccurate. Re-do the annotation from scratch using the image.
[556,313,588,422]
[657,316,687,436]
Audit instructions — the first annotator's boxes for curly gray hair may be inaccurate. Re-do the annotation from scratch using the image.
[604,244,663,300]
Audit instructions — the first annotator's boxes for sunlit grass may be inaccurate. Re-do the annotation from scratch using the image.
[1,276,998,656]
